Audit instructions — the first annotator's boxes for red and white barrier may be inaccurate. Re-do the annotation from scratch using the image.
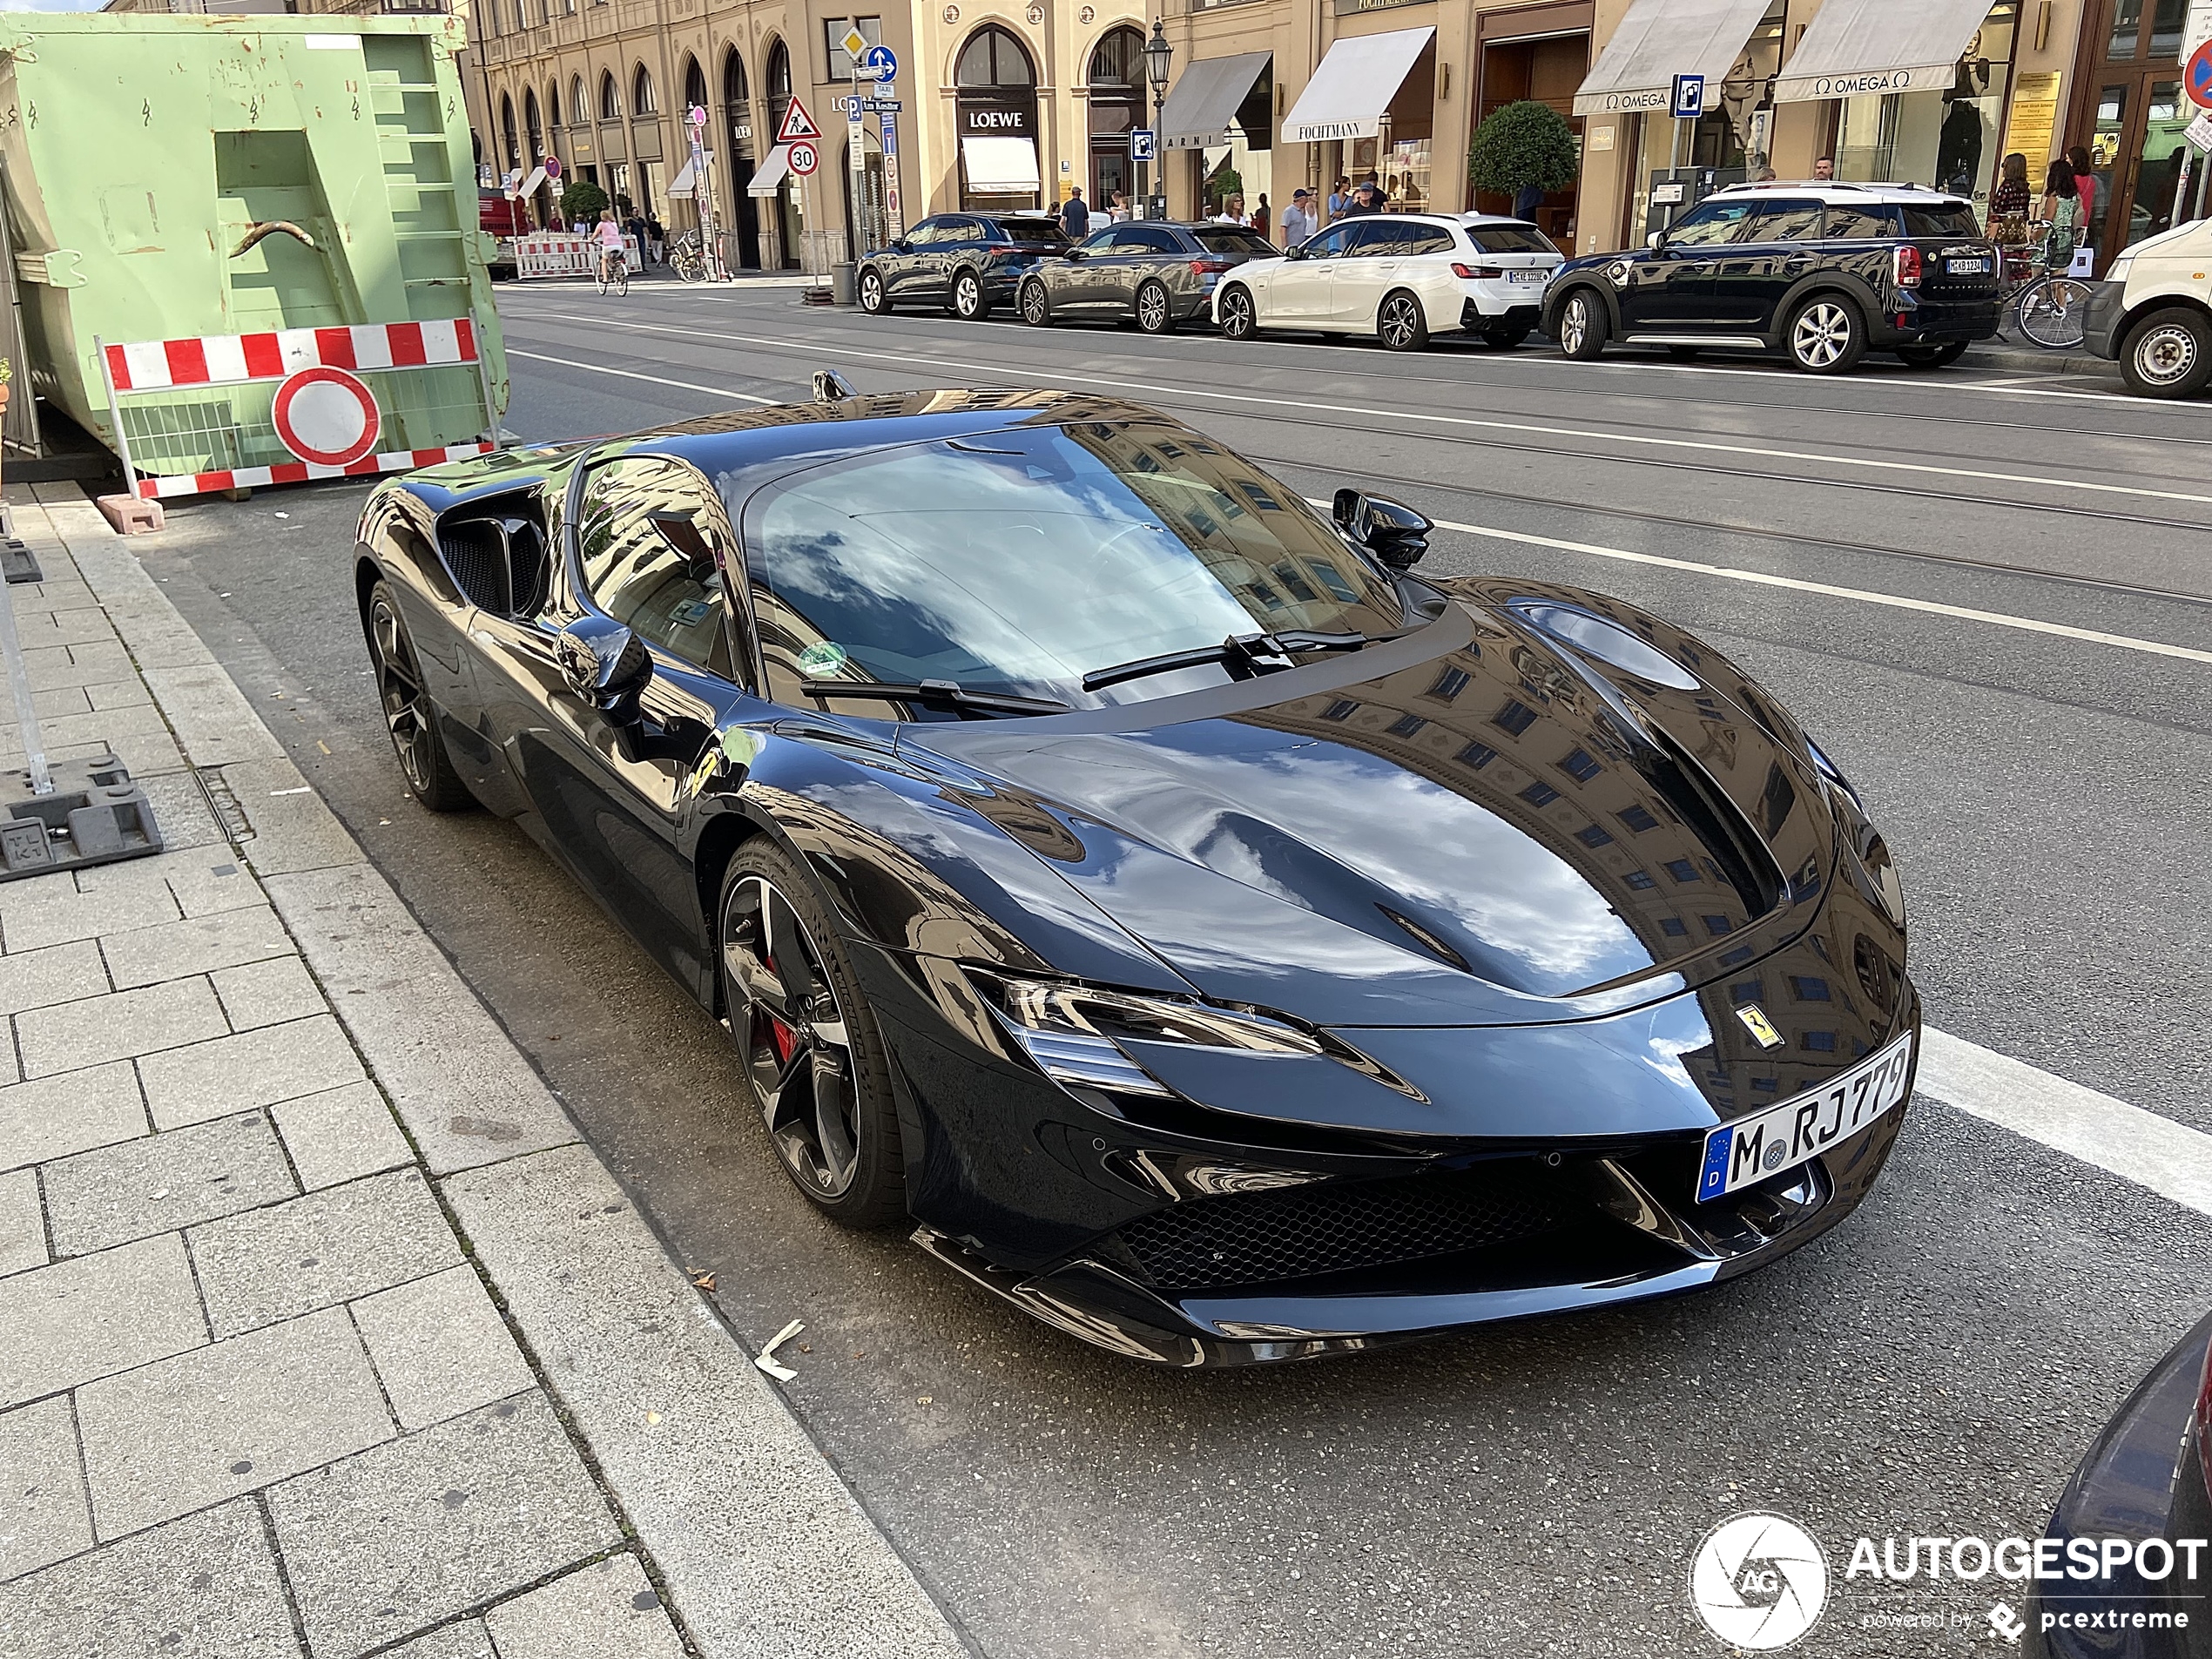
[133,442,496,501]
[515,231,640,279]
[105,320,479,392]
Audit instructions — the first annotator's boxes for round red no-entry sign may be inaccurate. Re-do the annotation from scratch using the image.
[273,367,381,467]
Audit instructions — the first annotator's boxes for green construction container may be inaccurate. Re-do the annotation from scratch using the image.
[0,13,507,482]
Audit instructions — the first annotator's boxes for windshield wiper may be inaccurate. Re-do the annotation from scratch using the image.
[799,678,1070,718]
[1080,631,1374,694]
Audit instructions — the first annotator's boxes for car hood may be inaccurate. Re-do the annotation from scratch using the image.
[900,585,1838,1029]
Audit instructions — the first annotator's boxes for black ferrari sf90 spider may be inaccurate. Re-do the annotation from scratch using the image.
[354,384,1918,1366]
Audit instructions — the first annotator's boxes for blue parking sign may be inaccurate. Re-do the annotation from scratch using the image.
[1670,74,1706,119]
[1130,128,1157,162]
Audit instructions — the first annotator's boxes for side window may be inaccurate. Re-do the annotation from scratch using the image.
[1341,220,1406,257]
[1125,227,1181,254]
[1744,200,1826,240]
[1824,206,1900,239]
[1079,227,1120,253]
[904,219,942,247]
[1302,224,1358,259]
[1403,226,1455,256]
[1663,201,1761,246]
[941,216,983,245]
[574,456,737,678]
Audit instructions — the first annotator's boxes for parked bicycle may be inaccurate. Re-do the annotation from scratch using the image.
[670,232,711,284]
[597,246,630,298]
[1996,243,2091,350]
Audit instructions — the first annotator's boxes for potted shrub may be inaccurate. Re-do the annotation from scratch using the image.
[1467,100,1580,220]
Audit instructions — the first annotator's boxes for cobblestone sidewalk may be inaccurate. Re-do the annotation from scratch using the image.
[0,489,968,1659]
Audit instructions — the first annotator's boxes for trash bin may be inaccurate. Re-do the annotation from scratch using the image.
[831,262,857,307]
[0,14,506,499]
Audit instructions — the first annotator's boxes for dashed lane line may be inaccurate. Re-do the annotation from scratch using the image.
[505,348,779,404]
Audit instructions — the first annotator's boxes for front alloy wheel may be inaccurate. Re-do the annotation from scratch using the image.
[366,582,470,812]
[1377,291,1428,352]
[952,269,988,320]
[2121,307,2212,399]
[1557,290,1606,360]
[1020,280,1051,327]
[719,848,906,1226]
[1217,287,1258,341]
[1788,295,1865,373]
[1135,280,1174,334]
[858,268,887,314]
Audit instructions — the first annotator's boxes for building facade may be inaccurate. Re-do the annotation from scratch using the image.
[460,0,2202,275]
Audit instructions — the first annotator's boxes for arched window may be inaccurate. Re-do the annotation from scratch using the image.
[571,75,586,127]
[765,38,792,138]
[548,83,562,130]
[1087,25,1143,91]
[683,56,707,117]
[523,88,543,162]
[632,64,657,117]
[722,45,748,106]
[599,71,620,121]
[1084,24,1145,206]
[956,24,1035,88]
[500,92,518,170]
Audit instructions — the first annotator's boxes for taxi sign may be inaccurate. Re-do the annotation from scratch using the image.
[776,95,822,145]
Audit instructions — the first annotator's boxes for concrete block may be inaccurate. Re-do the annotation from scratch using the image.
[271,1080,413,1190]
[138,665,284,770]
[212,954,324,1032]
[267,1392,618,1658]
[42,1111,296,1258]
[445,1146,969,1659]
[482,1554,687,1659]
[0,1168,45,1278]
[76,1305,392,1537]
[350,1265,533,1433]
[0,941,107,1017]
[138,1013,365,1130]
[188,1166,454,1339]
[0,1235,206,1409]
[0,1396,91,1581]
[0,1061,146,1173]
[0,1499,298,1659]
[264,866,578,1175]
[222,757,362,878]
[100,905,291,991]
[14,978,226,1079]
[92,495,163,536]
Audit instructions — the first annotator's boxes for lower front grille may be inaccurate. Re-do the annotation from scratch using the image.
[1109,1166,1563,1294]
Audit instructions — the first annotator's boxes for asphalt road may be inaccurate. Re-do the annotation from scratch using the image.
[128,280,2212,1658]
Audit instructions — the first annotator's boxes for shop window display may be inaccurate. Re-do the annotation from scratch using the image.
[1835,3,2017,205]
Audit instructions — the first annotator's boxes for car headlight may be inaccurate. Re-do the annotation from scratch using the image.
[1805,737,1861,809]
[2105,253,2134,284]
[968,970,1321,1097]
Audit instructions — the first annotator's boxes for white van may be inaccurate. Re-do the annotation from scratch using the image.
[2081,218,2212,398]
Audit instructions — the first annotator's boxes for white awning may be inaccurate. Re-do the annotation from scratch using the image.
[961,135,1040,192]
[1572,0,1774,117]
[1160,51,1271,151]
[1282,28,1433,145]
[1773,0,1991,103]
[747,145,789,198]
[667,151,712,198]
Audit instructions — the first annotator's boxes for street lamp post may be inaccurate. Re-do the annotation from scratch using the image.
[1143,19,1172,221]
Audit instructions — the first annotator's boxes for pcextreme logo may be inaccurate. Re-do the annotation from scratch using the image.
[1689,1513,1831,1650]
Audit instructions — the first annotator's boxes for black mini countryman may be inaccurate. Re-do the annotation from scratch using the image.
[1541,183,2002,374]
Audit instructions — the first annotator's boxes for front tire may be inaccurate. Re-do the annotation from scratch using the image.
[1556,288,1608,360]
[365,581,472,813]
[718,843,907,1228]
[1786,294,1866,373]
[857,267,887,314]
[1135,280,1176,335]
[951,268,989,320]
[2119,307,2212,399]
[1019,279,1051,327]
[1217,286,1258,341]
[1377,289,1429,352]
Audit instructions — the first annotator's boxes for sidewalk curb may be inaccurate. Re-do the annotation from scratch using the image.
[22,487,973,1659]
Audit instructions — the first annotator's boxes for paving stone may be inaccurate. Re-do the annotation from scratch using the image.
[132,770,226,853]
[378,1619,494,1658]
[225,756,363,878]
[0,1235,206,1409]
[0,1061,146,1173]
[0,1497,299,1657]
[0,941,105,1017]
[0,1396,91,1581]
[139,665,286,769]
[190,1167,453,1339]
[350,1265,532,1433]
[83,676,152,712]
[0,1169,44,1278]
[271,1081,413,1190]
[101,907,291,991]
[0,878,179,955]
[482,1555,686,1659]
[42,1113,296,1259]
[138,1014,364,1130]
[75,1305,392,1537]
[212,954,324,1032]
[14,978,226,1079]
[0,702,172,764]
[19,639,132,694]
[268,1392,618,1659]
[77,850,265,920]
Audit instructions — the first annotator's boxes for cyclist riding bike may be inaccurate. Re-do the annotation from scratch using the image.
[595,210,627,287]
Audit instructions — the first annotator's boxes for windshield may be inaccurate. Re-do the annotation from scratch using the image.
[736,422,1409,711]
[1193,226,1277,256]
[996,218,1069,246]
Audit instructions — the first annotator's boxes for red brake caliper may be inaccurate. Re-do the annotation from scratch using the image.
[761,955,798,1062]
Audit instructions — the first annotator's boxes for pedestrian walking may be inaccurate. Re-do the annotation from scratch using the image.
[1251,192,1270,239]
[2038,157,2085,273]
[1281,187,1315,246]
[2067,145,2099,256]
[1062,186,1089,239]
[645,214,665,264]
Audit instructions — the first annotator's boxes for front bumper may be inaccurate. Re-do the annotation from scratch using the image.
[2081,280,2128,360]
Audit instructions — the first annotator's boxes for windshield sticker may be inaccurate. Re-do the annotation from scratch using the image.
[796,640,851,676]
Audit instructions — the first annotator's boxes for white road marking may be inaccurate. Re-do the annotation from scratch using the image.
[1917,1030,2212,1220]
[504,348,779,404]
[1409,512,2212,666]
[509,314,2212,505]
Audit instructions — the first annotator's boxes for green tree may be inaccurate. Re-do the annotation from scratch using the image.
[1466,100,1580,198]
[559,179,610,223]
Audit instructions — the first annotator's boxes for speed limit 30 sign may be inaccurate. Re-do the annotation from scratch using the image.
[788,139,819,175]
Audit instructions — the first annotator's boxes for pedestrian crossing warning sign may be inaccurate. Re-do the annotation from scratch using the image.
[776,96,822,145]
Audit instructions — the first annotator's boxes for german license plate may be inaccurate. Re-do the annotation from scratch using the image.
[1695,1031,1915,1203]
[1946,256,1992,274]
[1509,269,1546,283]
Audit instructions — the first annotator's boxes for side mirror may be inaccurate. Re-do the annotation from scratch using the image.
[554,615,653,718]
[890,239,911,255]
[811,368,856,404]
[1332,488,1431,571]
[1646,229,1668,252]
